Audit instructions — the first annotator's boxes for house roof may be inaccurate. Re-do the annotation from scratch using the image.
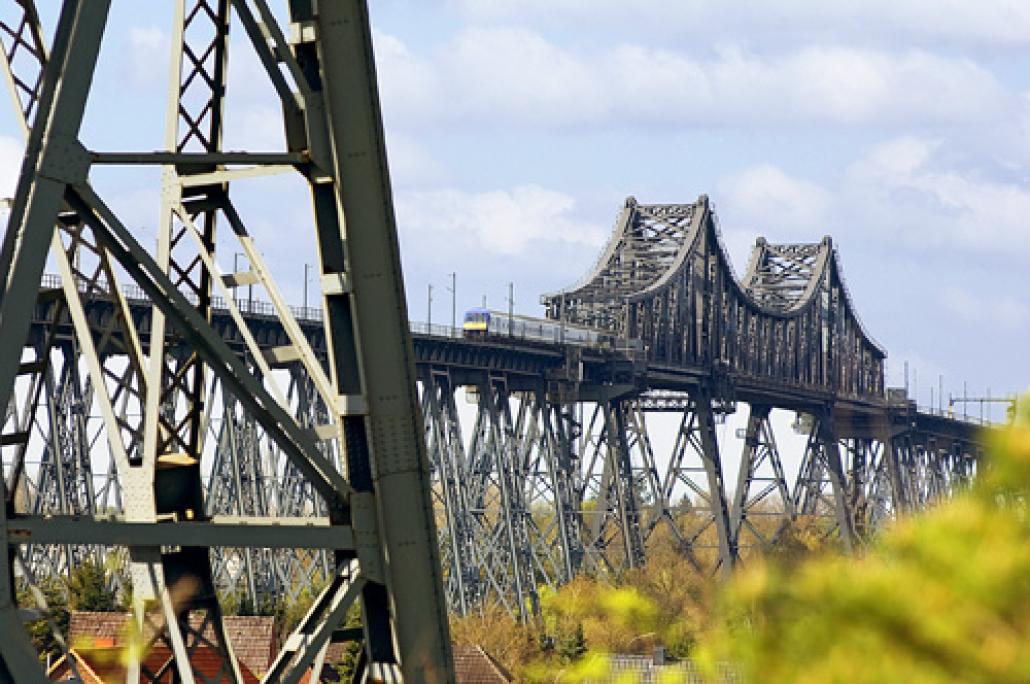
[47,645,260,684]
[452,644,513,683]
[67,612,510,683]
[68,611,276,678]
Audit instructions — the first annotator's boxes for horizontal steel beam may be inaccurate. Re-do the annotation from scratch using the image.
[90,151,308,165]
[6,515,353,550]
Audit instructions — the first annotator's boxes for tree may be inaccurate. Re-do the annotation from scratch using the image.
[67,558,119,612]
[19,556,121,663]
[699,394,1030,683]
[557,622,587,664]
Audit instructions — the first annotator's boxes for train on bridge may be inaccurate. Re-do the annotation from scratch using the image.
[462,306,636,350]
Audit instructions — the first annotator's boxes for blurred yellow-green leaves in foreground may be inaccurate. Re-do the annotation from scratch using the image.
[699,393,1030,683]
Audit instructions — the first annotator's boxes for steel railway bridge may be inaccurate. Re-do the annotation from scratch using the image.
[0,1,983,682]
[12,196,981,621]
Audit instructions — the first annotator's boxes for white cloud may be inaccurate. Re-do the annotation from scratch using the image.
[383,132,447,187]
[374,31,443,119]
[718,164,830,236]
[221,105,285,151]
[845,137,1030,255]
[449,1,1030,47]
[712,137,1030,258]
[395,185,606,255]
[943,286,1028,331]
[0,135,24,198]
[375,29,1008,129]
[127,27,169,89]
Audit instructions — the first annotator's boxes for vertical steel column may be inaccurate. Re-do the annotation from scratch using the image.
[691,388,736,574]
[0,2,112,678]
[288,1,453,676]
[590,400,646,571]
[882,425,909,516]
[819,412,852,552]
[0,0,455,679]
[127,2,241,680]
[478,376,537,620]
[422,369,479,615]
[540,393,585,582]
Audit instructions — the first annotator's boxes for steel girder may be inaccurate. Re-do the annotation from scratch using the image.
[542,197,701,332]
[0,1,453,681]
[0,4,987,652]
[422,374,577,620]
[421,380,746,614]
[4,317,985,627]
[543,196,886,402]
[205,367,333,610]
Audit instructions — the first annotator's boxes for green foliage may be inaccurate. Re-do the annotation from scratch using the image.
[19,557,121,663]
[699,392,1030,683]
[455,396,1030,682]
[18,576,67,664]
[330,602,364,682]
[220,588,282,618]
[557,623,587,664]
[67,558,119,612]
[527,575,701,681]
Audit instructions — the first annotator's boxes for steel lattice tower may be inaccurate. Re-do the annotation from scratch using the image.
[0,1,453,681]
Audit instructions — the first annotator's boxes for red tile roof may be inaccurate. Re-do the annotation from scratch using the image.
[68,611,276,678]
[47,645,260,684]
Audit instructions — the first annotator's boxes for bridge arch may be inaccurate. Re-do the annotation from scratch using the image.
[544,195,885,399]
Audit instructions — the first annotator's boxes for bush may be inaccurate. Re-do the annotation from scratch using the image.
[699,393,1030,683]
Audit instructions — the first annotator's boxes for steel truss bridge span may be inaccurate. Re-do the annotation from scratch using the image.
[543,196,886,402]
[16,257,983,623]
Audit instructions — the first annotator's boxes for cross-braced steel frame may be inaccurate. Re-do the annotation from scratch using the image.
[0,1,453,681]
[0,2,987,644]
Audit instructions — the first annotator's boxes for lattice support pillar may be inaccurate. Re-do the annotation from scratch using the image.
[731,403,793,554]
[793,413,856,550]
[539,393,585,583]
[691,389,737,574]
[421,369,480,616]
[881,426,910,517]
[479,376,538,621]
[582,400,647,572]
[513,389,577,602]
[0,0,453,679]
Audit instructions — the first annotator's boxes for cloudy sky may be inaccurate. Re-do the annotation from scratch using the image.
[1,1,1027,416]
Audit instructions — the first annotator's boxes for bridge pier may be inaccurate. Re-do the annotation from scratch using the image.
[732,404,794,554]
[6,317,987,626]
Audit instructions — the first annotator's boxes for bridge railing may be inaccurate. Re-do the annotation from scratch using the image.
[409,321,462,339]
[915,403,1000,427]
[41,272,325,323]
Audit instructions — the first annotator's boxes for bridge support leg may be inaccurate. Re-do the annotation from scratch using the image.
[692,390,737,575]
[731,404,793,554]
[0,2,115,677]
[541,393,585,583]
[882,427,909,517]
[472,376,539,620]
[819,415,856,550]
[421,369,479,615]
[793,413,856,550]
[598,400,647,570]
